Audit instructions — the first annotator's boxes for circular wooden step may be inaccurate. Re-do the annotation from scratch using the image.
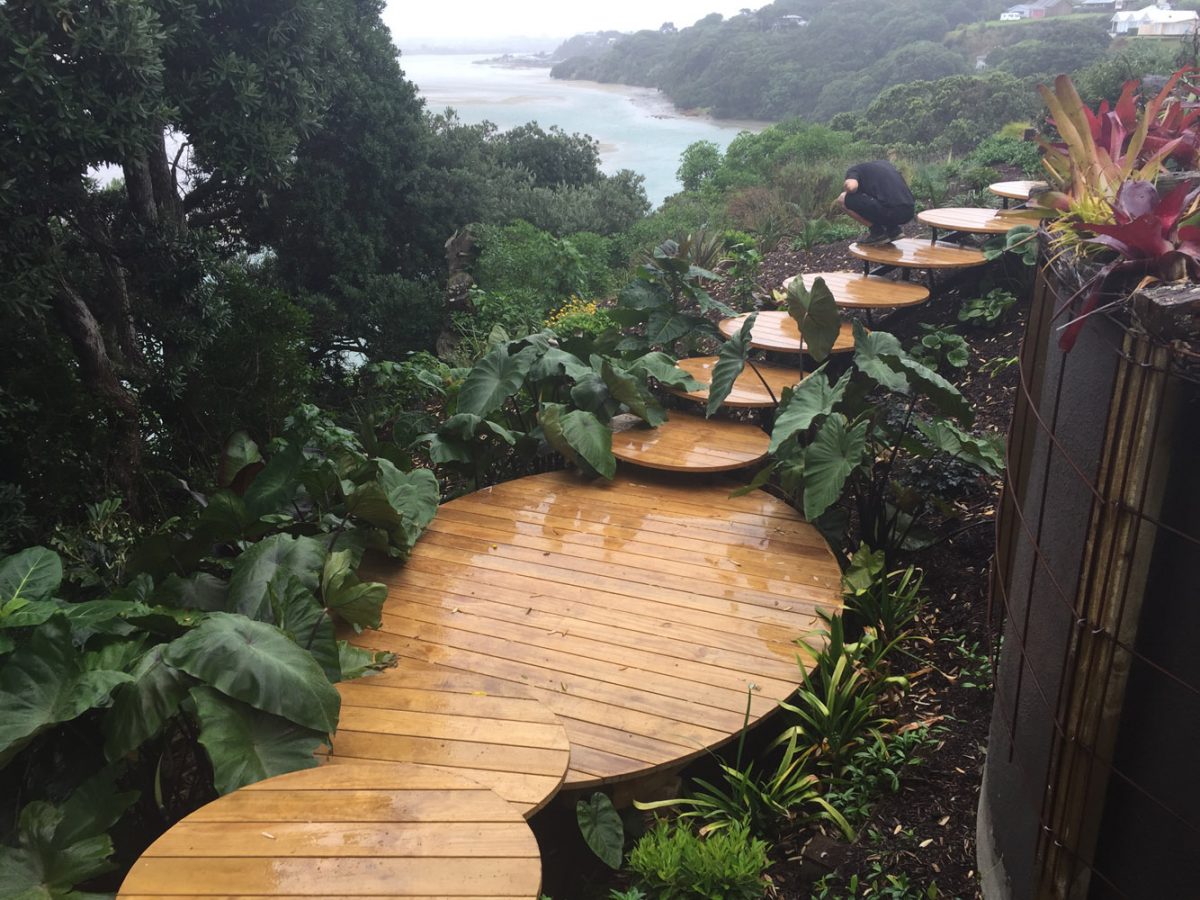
[849,237,986,269]
[718,312,856,354]
[667,357,804,408]
[917,206,1020,236]
[611,412,768,472]
[782,271,929,309]
[989,179,1047,203]
[320,659,570,817]
[118,763,542,899]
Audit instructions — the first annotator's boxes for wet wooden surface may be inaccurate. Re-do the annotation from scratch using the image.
[718,312,856,354]
[118,763,542,899]
[783,271,930,309]
[917,207,1018,236]
[667,357,804,408]
[320,659,570,817]
[849,237,987,269]
[610,412,769,472]
[350,470,842,789]
[988,179,1046,202]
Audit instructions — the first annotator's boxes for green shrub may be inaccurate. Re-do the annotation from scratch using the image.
[968,135,1042,178]
[628,821,770,900]
[910,325,969,372]
[959,288,1018,327]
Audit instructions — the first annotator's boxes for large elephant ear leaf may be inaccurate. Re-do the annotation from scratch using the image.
[801,414,870,521]
[320,550,388,634]
[600,359,666,426]
[186,686,326,794]
[577,792,624,869]
[242,440,303,521]
[226,534,326,622]
[706,313,761,417]
[786,276,841,363]
[889,355,974,425]
[541,403,616,480]
[271,574,341,681]
[768,368,849,453]
[163,612,339,733]
[0,546,62,606]
[626,352,703,391]
[103,644,193,761]
[455,343,538,417]
[852,322,909,392]
[218,430,263,489]
[375,461,440,554]
[0,616,132,767]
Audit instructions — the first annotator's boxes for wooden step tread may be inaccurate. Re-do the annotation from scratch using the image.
[667,357,804,408]
[988,179,1047,202]
[917,206,1021,235]
[849,238,986,269]
[118,763,542,899]
[782,272,929,309]
[718,312,856,355]
[611,412,768,472]
[320,659,570,818]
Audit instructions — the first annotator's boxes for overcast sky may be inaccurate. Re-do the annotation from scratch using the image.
[384,1,753,42]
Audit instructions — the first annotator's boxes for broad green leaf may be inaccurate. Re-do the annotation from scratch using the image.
[842,543,885,596]
[0,600,59,630]
[801,414,870,521]
[0,797,121,897]
[0,616,132,766]
[644,309,695,345]
[0,547,62,605]
[344,482,402,529]
[320,550,388,632]
[455,344,538,417]
[187,687,326,794]
[338,642,393,681]
[226,534,326,622]
[706,313,756,417]
[164,612,339,732]
[103,643,193,761]
[915,418,1004,476]
[890,355,973,424]
[577,792,624,869]
[570,373,611,414]
[156,573,228,612]
[768,369,849,453]
[243,441,303,521]
[194,491,251,543]
[786,276,841,363]
[852,322,910,392]
[376,461,439,543]
[529,348,592,382]
[541,404,616,480]
[618,279,667,311]
[54,767,138,847]
[218,431,263,488]
[601,360,666,426]
[271,574,339,681]
[626,352,703,390]
[0,633,13,655]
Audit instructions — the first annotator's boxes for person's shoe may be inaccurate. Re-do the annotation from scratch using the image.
[857,225,888,245]
[883,225,904,243]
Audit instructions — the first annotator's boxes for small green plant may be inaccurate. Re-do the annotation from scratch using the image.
[824,727,939,827]
[842,544,927,650]
[812,863,940,899]
[609,889,649,900]
[791,218,860,251]
[945,634,994,691]
[910,325,969,373]
[981,354,1020,376]
[958,288,1018,327]
[983,224,1039,267]
[627,820,771,900]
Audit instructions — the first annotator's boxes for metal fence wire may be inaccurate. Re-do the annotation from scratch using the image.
[983,259,1200,900]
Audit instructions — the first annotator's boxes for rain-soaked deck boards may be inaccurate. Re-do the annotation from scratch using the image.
[610,411,770,472]
[321,659,571,817]
[849,237,987,270]
[668,356,803,408]
[719,311,856,354]
[118,763,542,899]
[783,271,930,309]
[350,469,842,789]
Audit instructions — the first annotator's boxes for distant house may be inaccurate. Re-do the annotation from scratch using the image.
[773,14,809,29]
[1111,4,1198,34]
[1000,0,1073,19]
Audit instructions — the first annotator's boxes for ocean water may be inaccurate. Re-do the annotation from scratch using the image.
[400,53,764,207]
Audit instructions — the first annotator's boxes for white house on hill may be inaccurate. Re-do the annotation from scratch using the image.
[1111,4,1199,34]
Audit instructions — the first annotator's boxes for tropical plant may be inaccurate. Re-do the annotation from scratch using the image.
[578,792,625,869]
[791,219,862,252]
[910,326,970,373]
[841,544,927,650]
[959,289,1019,327]
[823,727,939,827]
[627,820,771,900]
[983,224,1040,267]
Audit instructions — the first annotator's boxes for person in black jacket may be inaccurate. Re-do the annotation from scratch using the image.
[837,160,915,245]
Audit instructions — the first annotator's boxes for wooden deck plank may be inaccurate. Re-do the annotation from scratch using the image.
[666,357,803,407]
[611,412,769,472]
[783,271,930,309]
[350,470,840,788]
[849,237,987,269]
[118,764,541,899]
[718,312,856,354]
[988,179,1046,202]
[917,206,1020,236]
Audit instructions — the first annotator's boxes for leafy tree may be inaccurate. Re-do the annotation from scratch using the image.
[677,141,724,192]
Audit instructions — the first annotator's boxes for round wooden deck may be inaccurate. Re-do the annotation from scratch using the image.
[917,207,1018,236]
[667,357,804,408]
[613,411,769,472]
[321,659,571,817]
[988,179,1047,203]
[350,470,842,790]
[718,312,856,354]
[849,237,987,269]
[118,763,542,899]
[782,272,930,309]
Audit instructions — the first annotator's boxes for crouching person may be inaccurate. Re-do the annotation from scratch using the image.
[837,159,915,245]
